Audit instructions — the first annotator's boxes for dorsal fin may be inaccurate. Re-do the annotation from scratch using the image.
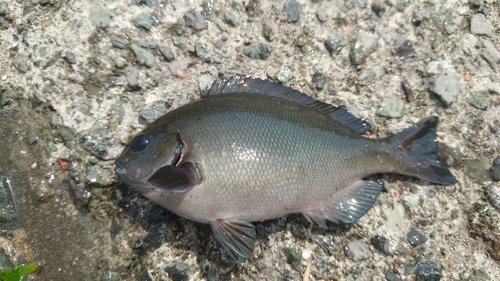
[201,76,370,134]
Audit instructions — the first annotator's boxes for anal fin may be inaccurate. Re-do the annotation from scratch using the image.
[210,219,256,262]
[305,180,382,226]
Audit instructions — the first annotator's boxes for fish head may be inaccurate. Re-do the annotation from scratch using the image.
[114,127,181,192]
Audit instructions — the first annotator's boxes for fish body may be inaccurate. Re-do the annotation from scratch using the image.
[115,77,456,261]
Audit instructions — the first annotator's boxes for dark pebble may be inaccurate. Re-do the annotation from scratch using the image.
[139,104,168,124]
[244,43,270,60]
[385,272,402,281]
[59,125,77,141]
[311,71,326,90]
[164,263,189,281]
[412,9,423,26]
[407,228,427,246]
[255,220,281,237]
[416,259,442,281]
[283,247,302,272]
[284,2,302,23]
[437,142,463,167]
[184,10,207,31]
[325,33,347,55]
[140,271,153,281]
[43,50,62,69]
[65,51,76,64]
[111,35,127,49]
[401,79,413,102]
[133,13,156,30]
[490,156,500,181]
[371,235,391,255]
[371,1,385,17]
[394,35,416,61]
[159,46,175,62]
[135,38,158,49]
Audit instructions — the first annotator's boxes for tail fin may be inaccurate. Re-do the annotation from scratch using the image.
[391,116,457,185]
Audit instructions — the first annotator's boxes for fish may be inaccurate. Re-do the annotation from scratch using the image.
[114,76,457,261]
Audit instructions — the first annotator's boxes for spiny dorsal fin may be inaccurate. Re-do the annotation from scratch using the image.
[202,76,370,134]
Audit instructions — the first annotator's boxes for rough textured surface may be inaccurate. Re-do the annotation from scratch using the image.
[0,0,499,280]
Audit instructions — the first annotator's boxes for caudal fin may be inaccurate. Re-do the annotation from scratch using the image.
[391,116,457,185]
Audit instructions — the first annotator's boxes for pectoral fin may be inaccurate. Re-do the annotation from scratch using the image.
[210,219,256,262]
[305,180,382,226]
[147,162,201,192]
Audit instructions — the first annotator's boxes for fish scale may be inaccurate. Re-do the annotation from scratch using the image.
[115,77,456,261]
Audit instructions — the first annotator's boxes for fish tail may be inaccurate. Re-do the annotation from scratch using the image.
[391,116,457,185]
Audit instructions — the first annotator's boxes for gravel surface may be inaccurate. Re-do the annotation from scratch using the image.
[0,0,499,280]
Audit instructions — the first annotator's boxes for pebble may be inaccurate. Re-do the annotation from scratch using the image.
[407,228,427,246]
[153,72,166,84]
[195,41,210,62]
[470,14,494,36]
[43,50,62,69]
[126,71,139,88]
[432,71,459,107]
[316,10,328,23]
[135,38,158,49]
[394,35,416,61]
[311,71,326,90]
[416,259,442,281]
[64,51,76,64]
[244,43,271,60]
[437,142,463,167]
[89,6,110,28]
[371,235,391,255]
[129,44,155,68]
[487,186,500,210]
[463,158,490,183]
[198,74,214,91]
[443,15,467,35]
[81,128,113,160]
[490,156,500,182]
[184,10,207,31]
[59,125,77,141]
[224,12,237,26]
[255,220,281,236]
[344,240,371,261]
[283,247,302,272]
[112,55,128,69]
[12,54,30,73]
[262,16,276,41]
[168,59,193,76]
[358,64,384,86]
[268,66,294,84]
[412,9,423,26]
[324,33,347,55]
[111,36,127,49]
[371,1,385,17]
[133,13,155,30]
[159,46,175,62]
[139,104,168,124]
[469,91,491,110]
[132,0,165,7]
[164,263,189,281]
[385,272,402,281]
[284,2,302,23]
[350,33,379,65]
[377,96,405,118]
[481,40,500,72]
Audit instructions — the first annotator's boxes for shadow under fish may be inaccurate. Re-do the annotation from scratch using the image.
[114,76,457,261]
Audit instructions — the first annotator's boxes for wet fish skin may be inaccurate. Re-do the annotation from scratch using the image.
[115,77,456,261]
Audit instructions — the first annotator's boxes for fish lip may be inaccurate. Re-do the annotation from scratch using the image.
[114,166,127,174]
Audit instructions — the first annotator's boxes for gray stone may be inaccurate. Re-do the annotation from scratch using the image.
[385,272,402,281]
[377,96,405,118]
[371,235,391,255]
[126,71,139,88]
[284,2,302,23]
[164,263,189,281]
[394,35,416,61]
[195,41,210,62]
[268,66,294,84]
[89,6,110,28]
[416,259,442,281]
[407,228,427,246]
[481,40,500,72]
[412,9,423,25]
[81,128,116,160]
[43,50,62,69]
[133,13,155,30]
[469,0,483,7]
[168,59,193,76]
[129,44,155,68]
[344,240,371,261]
[111,36,127,49]
[325,33,347,55]
[487,186,500,209]
[463,158,491,183]
[59,125,77,141]
[224,12,237,26]
[262,16,276,41]
[443,15,467,35]
[371,1,385,17]
[358,64,384,86]
[350,33,379,65]
[135,38,158,49]
[12,54,30,73]
[283,247,302,272]
[132,0,165,7]
[469,91,491,110]
[244,43,271,60]
[139,104,168,124]
[311,71,326,90]
[65,51,76,64]
[160,46,175,61]
[112,56,128,68]
[432,71,459,107]
[316,10,328,23]
[490,156,500,182]
[198,74,214,91]
[184,10,207,31]
[470,14,493,36]
[153,72,166,84]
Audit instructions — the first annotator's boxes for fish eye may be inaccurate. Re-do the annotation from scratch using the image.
[132,135,149,152]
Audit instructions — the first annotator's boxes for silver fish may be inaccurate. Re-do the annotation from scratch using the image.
[115,77,456,261]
